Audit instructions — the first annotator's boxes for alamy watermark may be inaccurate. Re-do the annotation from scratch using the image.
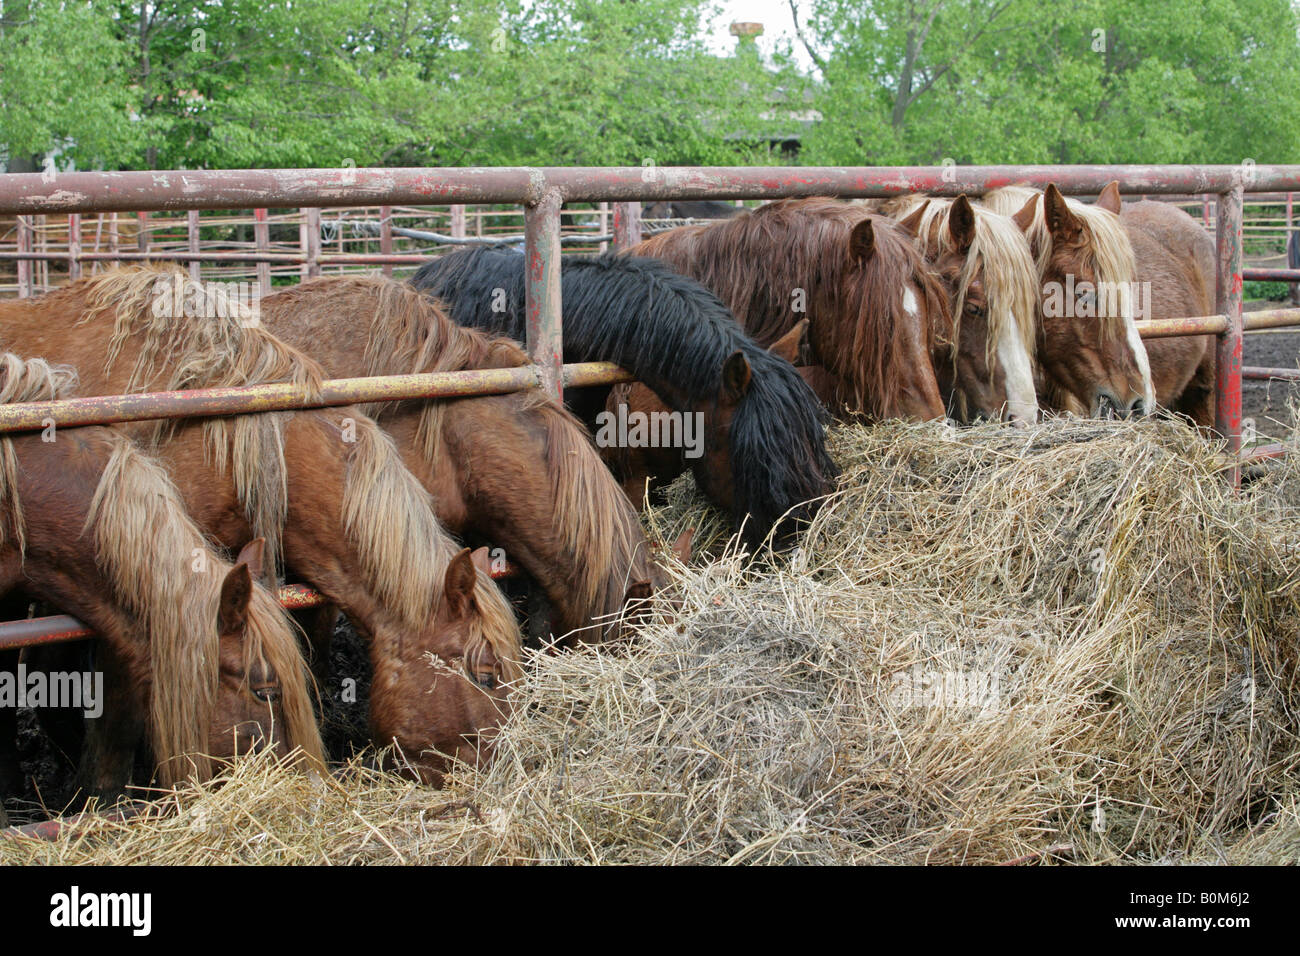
[593,405,705,459]
[1043,275,1151,320]
[151,274,261,326]
[887,665,1001,716]
[0,664,103,718]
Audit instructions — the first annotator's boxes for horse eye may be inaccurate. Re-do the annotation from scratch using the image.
[471,672,496,691]
[252,685,281,703]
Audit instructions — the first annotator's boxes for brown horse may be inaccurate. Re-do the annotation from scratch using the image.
[0,354,322,806]
[1118,200,1216,426]
[634,197,953,422]
[255,274,666,645]
[875,195,1039,424]
[0,266,523,785]
[982,183,1153,418]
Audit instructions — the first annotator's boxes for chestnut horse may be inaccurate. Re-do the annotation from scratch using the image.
[1119,200,1216,426]
[257,274,669,643]
[0,267,523,785]
[410,249,837,547]
[982,183,1153,418]
[633,197,953,423]
[875,195,1039,425]
[0,354,322,807]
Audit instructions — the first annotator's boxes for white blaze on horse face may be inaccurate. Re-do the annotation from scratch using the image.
[996,307,1038,426]
[903,286,919,319]
[1116,282,1155,413]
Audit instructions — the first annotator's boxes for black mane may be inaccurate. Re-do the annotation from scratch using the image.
[412,246,837,544]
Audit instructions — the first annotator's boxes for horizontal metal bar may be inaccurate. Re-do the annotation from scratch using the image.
[3,165,1299,214]
[1135,314,1229,337]
[1242,366,1300,381]
[0,362,633,434]
[0,561,527,652]
[1243,268,1300,282]
[1241,443,1287,464]
[1135,307,1300,339]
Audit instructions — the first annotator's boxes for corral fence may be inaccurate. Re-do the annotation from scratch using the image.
[0,163,1298,655]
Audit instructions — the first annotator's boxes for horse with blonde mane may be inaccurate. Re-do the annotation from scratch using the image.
[874,194,1040,425]
[255,274,668,645]
[982,183,1153,418]
[0,353,322,809]
[0,266,523,785]
[1118,199,1217,426]
[633,197,953,423]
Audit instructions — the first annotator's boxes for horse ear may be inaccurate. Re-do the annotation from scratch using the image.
[949,195,977,253]
[218,562,253,636]
[721,350,752,402]
[671,527,695,564]
[848,218,875,263]
[443,548,478,618]
[896,200,929,238]
[768,319,808,364]
[234,537,267,584]
[469,546,493,577]
[1011,194,1038,233]
[1043,184,1082,242]
[1096,180,1122,215]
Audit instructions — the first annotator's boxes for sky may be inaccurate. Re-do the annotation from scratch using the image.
[702,0,816,71]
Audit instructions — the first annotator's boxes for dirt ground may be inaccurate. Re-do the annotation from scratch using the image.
[1243,301,1300,442]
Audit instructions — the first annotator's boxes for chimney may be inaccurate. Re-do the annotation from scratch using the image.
[730,21,764,53]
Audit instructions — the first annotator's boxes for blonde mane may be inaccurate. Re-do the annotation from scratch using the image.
[0,354,80,554]
[982,186,1139,340]
[334,408,519,669]
[80,264,325,573]
[883,196,1039,368]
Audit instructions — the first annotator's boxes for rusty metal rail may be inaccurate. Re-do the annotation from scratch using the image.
[0,164,1299,655]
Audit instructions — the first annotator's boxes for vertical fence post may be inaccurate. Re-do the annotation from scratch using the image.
[1215,183,1245,486]
[67,213,81,280]
[611,202,642,252]
[379,205,393,278]
[304,207,321,278]
[16,216,32,298]
[137,212,148,254]
[253,208,272,292]
[524,189,564,402]
[108,211,119,260]
[187,209,201,281]
[450,204,466,240]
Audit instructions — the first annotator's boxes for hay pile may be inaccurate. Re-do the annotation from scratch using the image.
[4,417,1300,864]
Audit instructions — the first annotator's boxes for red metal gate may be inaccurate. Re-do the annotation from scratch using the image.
[0,163,1298,652]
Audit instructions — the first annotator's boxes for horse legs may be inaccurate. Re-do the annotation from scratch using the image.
[293,604,339,694]
[76,647,146,807]
[0,650,20,826]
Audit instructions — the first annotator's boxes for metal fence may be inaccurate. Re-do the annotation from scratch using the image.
[1,164,1299,652]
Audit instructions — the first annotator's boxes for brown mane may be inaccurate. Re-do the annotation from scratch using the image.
[262,274,653,634]
[69,264,325,571]
[0,352,323,784]
[636,197,953,418]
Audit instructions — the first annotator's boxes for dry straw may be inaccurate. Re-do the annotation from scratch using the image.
[5,416,1300,864]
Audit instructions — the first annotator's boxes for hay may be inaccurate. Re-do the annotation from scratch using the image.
[5,417,1300,864]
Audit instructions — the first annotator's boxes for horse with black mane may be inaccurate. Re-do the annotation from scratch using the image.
[411,247,837,548]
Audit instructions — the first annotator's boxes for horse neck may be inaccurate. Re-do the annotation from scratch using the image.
[444,395,656,639]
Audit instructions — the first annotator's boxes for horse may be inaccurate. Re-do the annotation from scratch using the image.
[632,197,954,423]
[642,200,743,221]
[1117,200,1217,427]
[251,273,669,645]
[410,249,837,548]
[981,183,1154,418]
[0,266,523,785]
[602,320,813,505]
[0,353,323,807]
[873,195,1039,425]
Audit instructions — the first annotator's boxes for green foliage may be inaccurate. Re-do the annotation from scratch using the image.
[1244,280,1294,301]
[2,0,1298,170]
